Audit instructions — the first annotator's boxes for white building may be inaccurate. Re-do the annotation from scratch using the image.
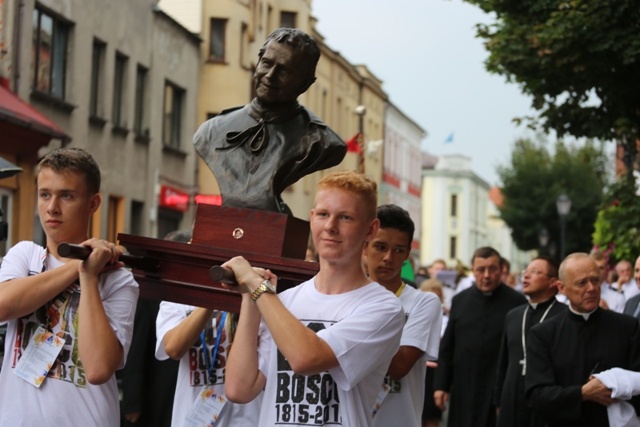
[421,154,492,268]
[382,102,426,257]
[421,153,533,274]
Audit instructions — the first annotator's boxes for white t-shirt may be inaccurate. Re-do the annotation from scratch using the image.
[256,277,404,427]
[601,283,626,313]
[373,285,442,427]
[0,241,138,427]
[156,302,261,427]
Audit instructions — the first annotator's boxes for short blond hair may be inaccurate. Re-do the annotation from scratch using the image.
[316,171,377,220]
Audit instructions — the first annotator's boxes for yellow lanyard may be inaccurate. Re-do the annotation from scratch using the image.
[395,281,406,297]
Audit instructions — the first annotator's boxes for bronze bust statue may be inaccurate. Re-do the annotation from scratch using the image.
[193,28,347,215]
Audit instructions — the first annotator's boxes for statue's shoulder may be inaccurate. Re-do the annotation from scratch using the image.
[218,105,245,116]
[301,106,325,125]
[202,105,253,132]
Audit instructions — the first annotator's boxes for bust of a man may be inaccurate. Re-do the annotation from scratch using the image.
[193,28,347,215]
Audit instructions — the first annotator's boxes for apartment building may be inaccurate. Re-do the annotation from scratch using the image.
[0,0,200,256]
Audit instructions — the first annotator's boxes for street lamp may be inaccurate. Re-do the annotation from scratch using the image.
[355,105,366,173]
[556,194,572,260]
[538,228,549,255]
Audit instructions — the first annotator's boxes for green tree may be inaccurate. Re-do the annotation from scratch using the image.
[464,0,640,171]
[592,174,640,263]
[498,137,609,258]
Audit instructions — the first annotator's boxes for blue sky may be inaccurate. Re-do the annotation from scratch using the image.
[313,0,539,185]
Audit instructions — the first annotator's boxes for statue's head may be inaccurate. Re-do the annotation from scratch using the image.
[255,28,320,105]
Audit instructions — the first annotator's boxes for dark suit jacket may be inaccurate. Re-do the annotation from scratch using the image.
[624,293,640,319]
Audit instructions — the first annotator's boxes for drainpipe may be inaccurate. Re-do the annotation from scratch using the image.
[12,0,25,93]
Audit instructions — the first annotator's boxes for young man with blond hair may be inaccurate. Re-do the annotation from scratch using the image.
[222,171,404,427]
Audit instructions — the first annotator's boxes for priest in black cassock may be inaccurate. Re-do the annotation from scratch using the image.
[434,247,526,427]
[494,256,567,427]
[525,253,640,427]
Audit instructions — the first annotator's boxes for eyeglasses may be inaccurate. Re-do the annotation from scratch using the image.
[521,269,550,277]
[473,266,500,274]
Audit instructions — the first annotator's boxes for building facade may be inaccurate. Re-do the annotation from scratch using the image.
[0,0,200,257]
[420,154,491,268]
[421,153,532,273]
[382,102,425,257]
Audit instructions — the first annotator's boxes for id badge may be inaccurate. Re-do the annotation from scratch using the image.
[183,387,228,427]
[13,325,64,388]
[371,382,391,418]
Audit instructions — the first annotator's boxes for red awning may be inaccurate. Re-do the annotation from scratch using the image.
[0,82,70,142]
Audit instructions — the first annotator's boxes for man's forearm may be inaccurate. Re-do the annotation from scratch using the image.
[256,292,338,376]
[163,307,213,359]
[77,271,123,385]
[0,261,80,321]
[225,294,264,403]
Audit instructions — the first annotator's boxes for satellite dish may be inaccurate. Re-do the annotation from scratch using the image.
[0,156,22,179]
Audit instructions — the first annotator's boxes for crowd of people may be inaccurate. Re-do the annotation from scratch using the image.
[1,147,640,427]
[2,26,640,427]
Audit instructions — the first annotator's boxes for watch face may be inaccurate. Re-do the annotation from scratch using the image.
[264,280,277,293]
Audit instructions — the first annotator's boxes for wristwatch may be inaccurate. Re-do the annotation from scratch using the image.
[251,279,277,302]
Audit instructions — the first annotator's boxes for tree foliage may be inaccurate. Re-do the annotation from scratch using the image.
[497,137,609,258]
[592,174,640,263]
[464,0,640,145]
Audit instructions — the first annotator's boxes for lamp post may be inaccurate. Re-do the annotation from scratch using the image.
[355,105,366,173]
[538,228,549,255]
[556,194,572,260]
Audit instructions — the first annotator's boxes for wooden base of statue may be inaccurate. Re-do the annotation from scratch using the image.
[117,204,318,312]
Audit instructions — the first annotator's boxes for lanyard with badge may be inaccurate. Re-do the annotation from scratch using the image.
[184,311,229,427]
[13,252,65,388]
[519,301,556,376]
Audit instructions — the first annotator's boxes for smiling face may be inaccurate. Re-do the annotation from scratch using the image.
[364,227,410,290]
[254,41,311,106]
[310,188,378,267]
[37,167,100,247]
[559,255,601,313]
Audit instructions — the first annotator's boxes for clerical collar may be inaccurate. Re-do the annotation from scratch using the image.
[528,297,555,310]
[568,305,597,320]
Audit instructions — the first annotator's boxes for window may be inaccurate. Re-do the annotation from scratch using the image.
[209,18,227,61]
[134,65,148,137]
[107,196,124,243]
[280,11,296,28]
[163,82,184,148]
[450,194,458,218]
[157,208,182,240]
[130,200,144,236]
[89,39,106,118]
[32,7,70,99]
[112,52,128,128]
[449,236,457,260]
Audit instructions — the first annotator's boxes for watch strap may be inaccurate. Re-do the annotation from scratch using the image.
[251,279,275,302]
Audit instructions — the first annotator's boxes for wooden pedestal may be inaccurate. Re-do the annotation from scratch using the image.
[117,205,318,312]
